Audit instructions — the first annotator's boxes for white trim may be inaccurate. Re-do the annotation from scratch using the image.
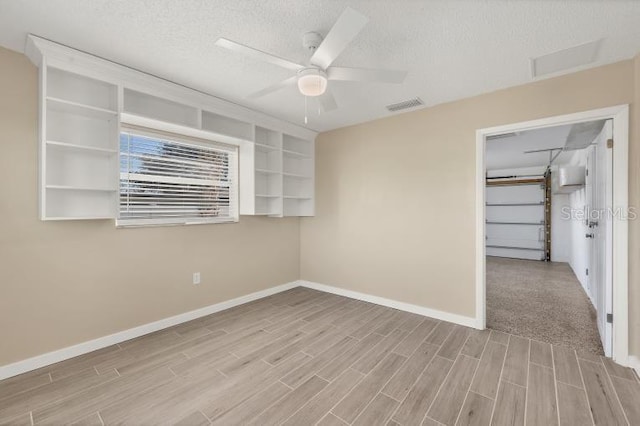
[475,126,486,330]
[610,107,629,367]
[299,280,477,328]
[475,104,630,365]
[629,356,640,378]
[0,281,299,381]
[120,113,246,148]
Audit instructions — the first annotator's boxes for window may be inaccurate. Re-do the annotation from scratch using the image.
[118,127,238,226]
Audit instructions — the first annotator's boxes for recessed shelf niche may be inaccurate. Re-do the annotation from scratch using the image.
[202,111,253,140]
[123,89,199,128]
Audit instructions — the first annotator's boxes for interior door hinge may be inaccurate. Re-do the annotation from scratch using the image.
[607,313,613,323]
[586,268,589,276]
[607,138,613,149]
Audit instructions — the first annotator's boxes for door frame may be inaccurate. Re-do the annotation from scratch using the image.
[584,121,614,355]
[475,105,629,365]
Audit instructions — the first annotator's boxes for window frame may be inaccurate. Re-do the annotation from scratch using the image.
[117,123,239,228]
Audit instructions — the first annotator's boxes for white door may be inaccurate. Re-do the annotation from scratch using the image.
[586,120,613,355]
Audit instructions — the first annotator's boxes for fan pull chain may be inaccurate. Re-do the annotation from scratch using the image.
[304,95,308,124]
[317,70,321,116]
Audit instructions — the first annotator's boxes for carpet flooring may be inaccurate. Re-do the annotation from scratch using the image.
[487,256,604,355]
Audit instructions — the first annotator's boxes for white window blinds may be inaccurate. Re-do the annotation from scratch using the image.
[118,127,238,226]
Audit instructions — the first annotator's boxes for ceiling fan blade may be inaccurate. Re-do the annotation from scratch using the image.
[310,7,369,69]
[318,89,338,112]
[247,75,298,99]
[215,38,304,71]
[327,67,408,84]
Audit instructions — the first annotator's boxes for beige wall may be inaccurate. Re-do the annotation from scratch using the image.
[2,43,639,367]
[301,60,639,355]
[0,47,301,366]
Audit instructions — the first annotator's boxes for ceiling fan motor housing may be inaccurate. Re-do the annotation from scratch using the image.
[297,68,328,96]
[303,32,323,51]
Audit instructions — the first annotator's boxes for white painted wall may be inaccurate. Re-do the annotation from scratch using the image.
[551,189,571,262]
[569,186,590,294]
[566,149,591,297]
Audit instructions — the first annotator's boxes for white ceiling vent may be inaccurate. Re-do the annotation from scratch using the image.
[530,39,602,78]
[386,97,424,112]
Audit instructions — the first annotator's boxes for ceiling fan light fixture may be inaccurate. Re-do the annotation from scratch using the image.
[297,68,327,97]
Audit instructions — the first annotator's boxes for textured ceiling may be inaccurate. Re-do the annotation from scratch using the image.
[1,1,639,132]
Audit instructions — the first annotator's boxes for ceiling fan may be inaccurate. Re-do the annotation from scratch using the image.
[215,7,408,113]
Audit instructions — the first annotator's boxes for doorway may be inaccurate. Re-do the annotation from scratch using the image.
[475,105,629,365]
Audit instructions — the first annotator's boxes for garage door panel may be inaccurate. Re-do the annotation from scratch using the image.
[487,247,544,260]
[485,181,546,260]
[486,184,544,204]
[486,223,542,240]
[486,237,543,250]
[486,205,544,223]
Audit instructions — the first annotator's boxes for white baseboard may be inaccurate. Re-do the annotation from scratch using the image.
[0,279,483,381]
[0,281,299,381]
[298,280,478,328]
[2,276,630,382]
[629,356,640,378]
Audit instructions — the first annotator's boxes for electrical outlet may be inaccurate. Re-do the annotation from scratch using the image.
[193,272,201,285]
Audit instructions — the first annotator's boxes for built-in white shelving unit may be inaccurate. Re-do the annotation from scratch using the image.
[240,127,283,216]
[238,128,315,217]
[27,35,316,221]
[41,67,119,220]
[282,135,314,216]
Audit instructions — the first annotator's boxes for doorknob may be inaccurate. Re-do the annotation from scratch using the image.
[586,233,594,238]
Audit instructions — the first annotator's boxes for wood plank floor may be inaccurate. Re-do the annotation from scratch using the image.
[1,287,639,425]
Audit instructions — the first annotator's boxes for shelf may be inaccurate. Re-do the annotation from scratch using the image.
[47,140,117,154]
[47,67,117,111]
[486,245,544,251]
[46,185,116,192]
[283,172,311,179]
[283,149,311,158]
[47,97,117,120]
[255,168,281,175]
[255,143,280,151]
[486,202,543,207]
[255,194,281,198]
[283,195,312,199]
